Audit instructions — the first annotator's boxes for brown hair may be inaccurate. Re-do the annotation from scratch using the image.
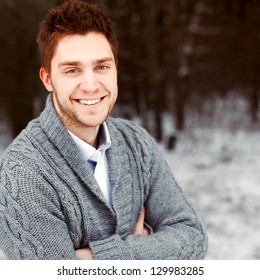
[37,0,118,73]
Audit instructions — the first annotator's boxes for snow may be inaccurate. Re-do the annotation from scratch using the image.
[161,102,260,259]
[0,119,12,156]
[0,96,259,260]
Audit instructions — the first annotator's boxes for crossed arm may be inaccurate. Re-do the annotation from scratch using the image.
[75,208,149,260]
[1,135,207,259]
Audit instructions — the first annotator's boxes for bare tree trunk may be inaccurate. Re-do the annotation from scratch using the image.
[142,0,163,140]
[250,85,259,122]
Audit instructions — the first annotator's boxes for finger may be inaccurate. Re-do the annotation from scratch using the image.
[134,208,145,235]
[75,248,93,260]
[138,207,145,222]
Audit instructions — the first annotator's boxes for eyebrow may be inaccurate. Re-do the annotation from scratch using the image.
[58,57,114,68]
[58,61,80,68]
[95,57,114,64]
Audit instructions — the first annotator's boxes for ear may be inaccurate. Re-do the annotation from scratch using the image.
[39,67,53,92]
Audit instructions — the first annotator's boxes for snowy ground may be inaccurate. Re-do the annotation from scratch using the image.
[0,97,259,260]
[161,97,260,259]
[162,127,260,259]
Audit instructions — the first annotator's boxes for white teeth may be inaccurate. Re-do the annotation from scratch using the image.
[79,98,101,105]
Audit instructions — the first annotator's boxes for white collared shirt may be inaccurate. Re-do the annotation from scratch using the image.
[68,123,111,204]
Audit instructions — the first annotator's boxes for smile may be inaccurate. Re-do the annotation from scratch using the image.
[78,98,102,105]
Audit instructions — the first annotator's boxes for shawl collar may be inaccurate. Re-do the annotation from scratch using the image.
[35,95,110,206]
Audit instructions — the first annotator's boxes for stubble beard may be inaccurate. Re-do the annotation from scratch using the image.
[52,90,115,130]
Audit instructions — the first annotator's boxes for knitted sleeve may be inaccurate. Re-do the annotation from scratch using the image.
[0,159,76,260]
[89,121,208,259]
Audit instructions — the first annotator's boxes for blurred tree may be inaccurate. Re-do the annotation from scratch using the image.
[166,0,198,131]
[102,0,260,134]
[236,0,260,122]
[0,0,54,138]
[202,0,260,122]
[0,0,259,141]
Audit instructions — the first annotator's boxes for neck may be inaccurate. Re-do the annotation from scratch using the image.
[68,126,100,148]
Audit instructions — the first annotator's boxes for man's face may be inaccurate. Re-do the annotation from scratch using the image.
[40,32,118,138]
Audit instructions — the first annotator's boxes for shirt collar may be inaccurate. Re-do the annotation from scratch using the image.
[98,121,111,152]
[68,122,111,161]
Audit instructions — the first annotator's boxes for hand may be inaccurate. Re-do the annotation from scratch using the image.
[75,247,93,260]
[133,207,150,236]
[75,207,150,259]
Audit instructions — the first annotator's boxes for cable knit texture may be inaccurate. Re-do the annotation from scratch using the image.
[0,95,207,259]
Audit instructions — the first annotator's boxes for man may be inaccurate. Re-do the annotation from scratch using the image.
[0,0,207,259]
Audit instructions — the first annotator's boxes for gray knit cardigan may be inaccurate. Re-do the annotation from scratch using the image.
[0,95,207,260]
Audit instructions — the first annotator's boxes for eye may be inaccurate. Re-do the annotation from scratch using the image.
[65,68,80,74]
[97,64,109,71]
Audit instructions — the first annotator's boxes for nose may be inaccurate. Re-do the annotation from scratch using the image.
[79,70,99,92]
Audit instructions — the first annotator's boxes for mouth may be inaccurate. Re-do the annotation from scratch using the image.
[77,97,104,106]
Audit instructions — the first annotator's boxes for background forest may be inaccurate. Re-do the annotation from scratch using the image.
[0,0,259,139]
[0,0,259,259]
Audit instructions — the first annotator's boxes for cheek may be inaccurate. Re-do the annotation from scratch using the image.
[113,82,118,97]
[110,75,118,95]
[52,79,74,98]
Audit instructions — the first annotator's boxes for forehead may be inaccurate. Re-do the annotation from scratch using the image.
[53,32,114,63]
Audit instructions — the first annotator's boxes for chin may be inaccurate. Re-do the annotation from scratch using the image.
[81,118,107,128]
